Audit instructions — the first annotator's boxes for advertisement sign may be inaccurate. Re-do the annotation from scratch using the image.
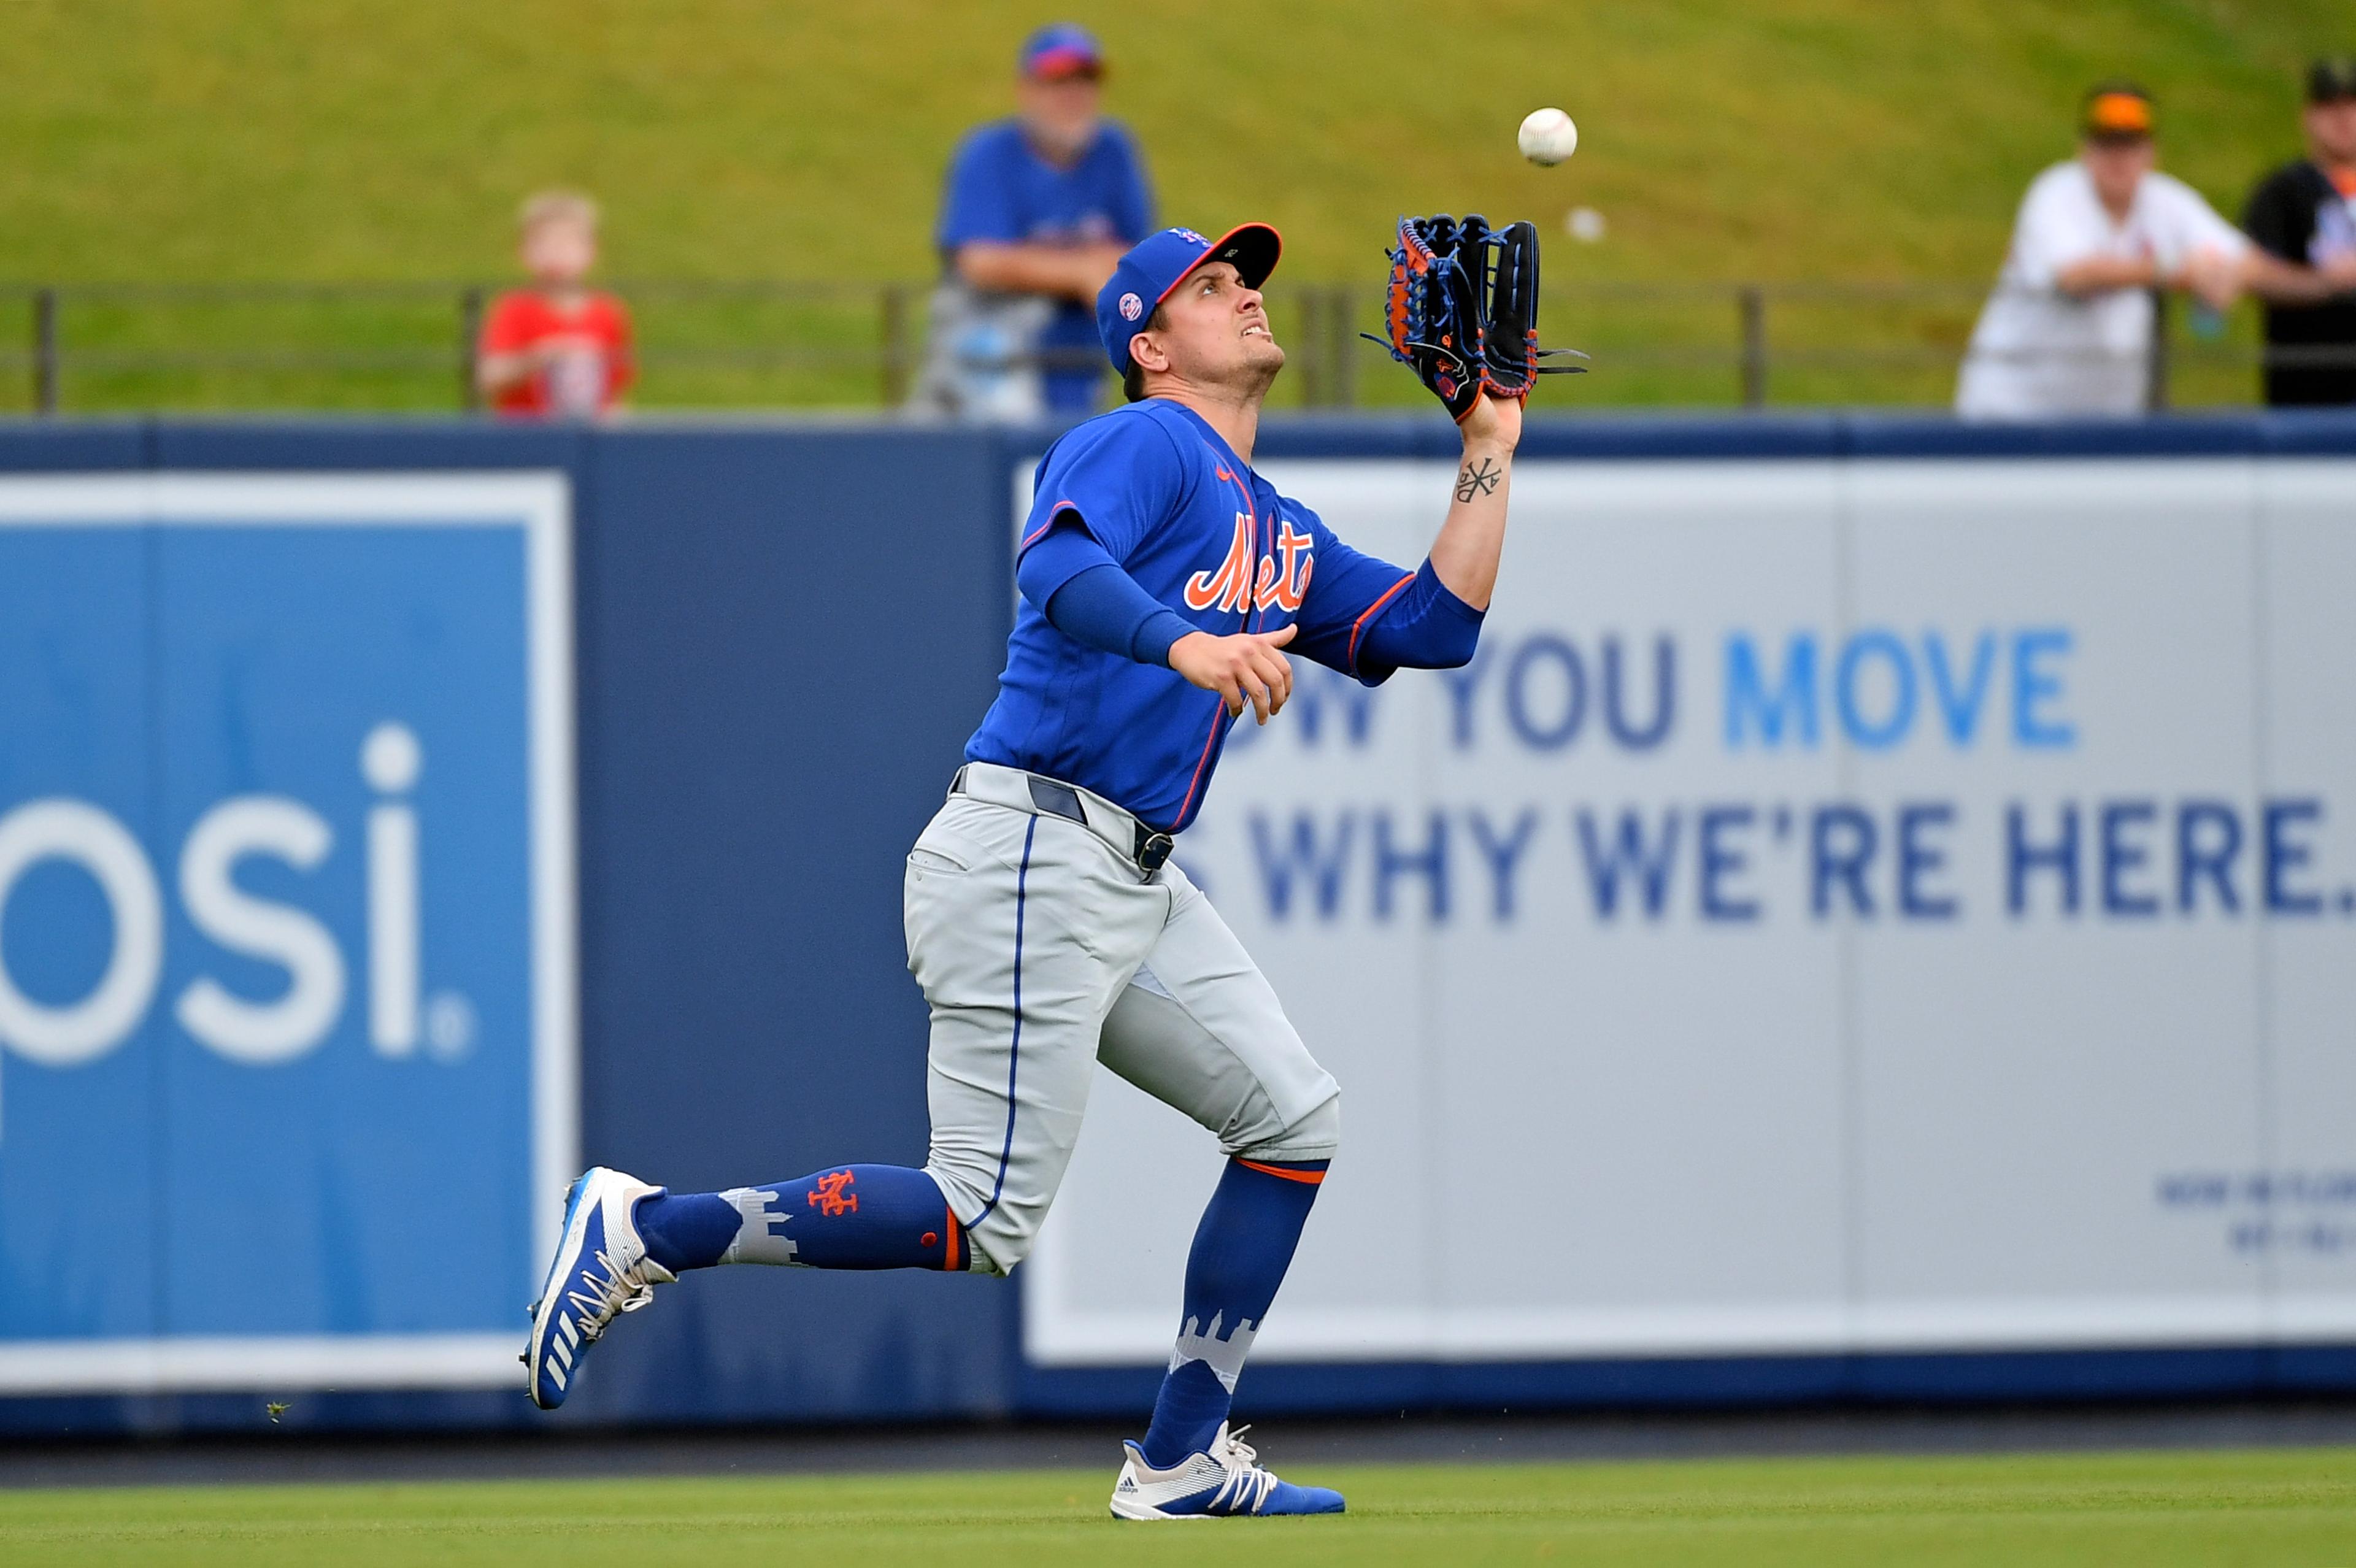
[0,475,574,1393]
[1023,457,2356,1368]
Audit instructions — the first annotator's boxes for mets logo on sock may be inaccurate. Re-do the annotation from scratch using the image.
[1185,517,1314,616]
[807,1169,859,1215]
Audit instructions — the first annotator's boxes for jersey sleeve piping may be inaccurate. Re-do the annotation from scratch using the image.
[1344,571,1419,674]
[1019,501,1083,555]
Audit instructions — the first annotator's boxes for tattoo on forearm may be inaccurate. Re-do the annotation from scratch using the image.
[1455,457,1503,502]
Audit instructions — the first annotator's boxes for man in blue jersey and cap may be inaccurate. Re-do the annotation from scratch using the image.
[528,220,1525,1520]
[912,23,1156,420]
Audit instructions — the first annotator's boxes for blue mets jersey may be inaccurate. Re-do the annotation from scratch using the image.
[966,398,1422,833]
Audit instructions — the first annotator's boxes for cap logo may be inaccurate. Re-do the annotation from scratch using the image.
[1173,228,1208,244]
[1118,292,1144,321]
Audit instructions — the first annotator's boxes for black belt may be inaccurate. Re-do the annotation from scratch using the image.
[952,766,1176,874]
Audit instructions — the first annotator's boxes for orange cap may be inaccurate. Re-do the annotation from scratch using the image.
[2082,88,2154,139]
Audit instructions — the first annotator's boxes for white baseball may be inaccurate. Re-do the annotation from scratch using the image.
[1518,107,1578,166]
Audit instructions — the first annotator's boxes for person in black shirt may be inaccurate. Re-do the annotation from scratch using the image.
[2242,58,2356,405]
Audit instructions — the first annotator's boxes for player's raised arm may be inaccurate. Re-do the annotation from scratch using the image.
[1282,390,1517,685]
[1427,391,1521,610]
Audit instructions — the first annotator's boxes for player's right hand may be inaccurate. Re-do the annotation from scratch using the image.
[1170,624,1296,724]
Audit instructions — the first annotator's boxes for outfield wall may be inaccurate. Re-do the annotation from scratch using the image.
[0,413,2352,1435]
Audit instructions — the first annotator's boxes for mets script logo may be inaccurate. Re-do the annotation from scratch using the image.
[807,1169,858,1216]
[1185,516,1314,615]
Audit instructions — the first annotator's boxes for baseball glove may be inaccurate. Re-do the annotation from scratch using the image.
[1368,213,1585,420]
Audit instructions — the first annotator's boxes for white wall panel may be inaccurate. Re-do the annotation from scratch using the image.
[1025,456,2356,1367]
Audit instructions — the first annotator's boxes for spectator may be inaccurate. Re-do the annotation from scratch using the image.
[476,191,634,420]
[912,23,1154,421]
[2241,57,2356,406]
[1957,84,2247,419]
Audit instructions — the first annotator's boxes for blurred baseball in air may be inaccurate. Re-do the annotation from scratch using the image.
[1518,107,1578,166]
[1566,206,1606,242]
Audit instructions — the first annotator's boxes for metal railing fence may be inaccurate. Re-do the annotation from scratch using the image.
[0,279,2347,415]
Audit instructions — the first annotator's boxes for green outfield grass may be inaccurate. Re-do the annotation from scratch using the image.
[1,0,2346,410]
[4,1447,2355,1567]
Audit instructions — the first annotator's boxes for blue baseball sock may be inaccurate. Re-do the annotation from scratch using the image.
[1138,1156,1328,1469]
[634,1164,972,1273]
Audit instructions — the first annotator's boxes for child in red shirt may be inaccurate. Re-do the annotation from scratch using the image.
[477,191,634,418]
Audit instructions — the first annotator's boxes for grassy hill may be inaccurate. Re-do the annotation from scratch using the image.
[1,0,2343,410]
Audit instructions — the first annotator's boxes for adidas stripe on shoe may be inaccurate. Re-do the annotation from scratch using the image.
[523,1166,674,1411]
[1109,1424,1345,1520]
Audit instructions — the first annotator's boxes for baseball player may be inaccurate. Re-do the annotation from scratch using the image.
[526,218,1550,1518]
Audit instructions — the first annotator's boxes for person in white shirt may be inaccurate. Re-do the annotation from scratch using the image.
[1957,83,2248,419]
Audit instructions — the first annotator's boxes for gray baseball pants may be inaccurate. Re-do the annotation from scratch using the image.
[905,761,1342,1275]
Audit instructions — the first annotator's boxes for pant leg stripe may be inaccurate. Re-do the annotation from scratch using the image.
[971,815,1037,1231]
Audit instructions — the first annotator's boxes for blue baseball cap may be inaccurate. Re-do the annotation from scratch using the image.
[1096,223,1284,375]
[1020,23,1104,80]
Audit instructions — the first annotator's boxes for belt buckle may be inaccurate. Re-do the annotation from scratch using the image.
[1134,829,1176,874]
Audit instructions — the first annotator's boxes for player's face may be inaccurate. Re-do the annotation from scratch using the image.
[2308,99,2356,164]
[2080,135,2154,210]
[1146,262,1285,392]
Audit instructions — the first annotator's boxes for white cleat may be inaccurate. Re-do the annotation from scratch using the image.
[1109,1424,1347,1520]
[522,1166,674,1411]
